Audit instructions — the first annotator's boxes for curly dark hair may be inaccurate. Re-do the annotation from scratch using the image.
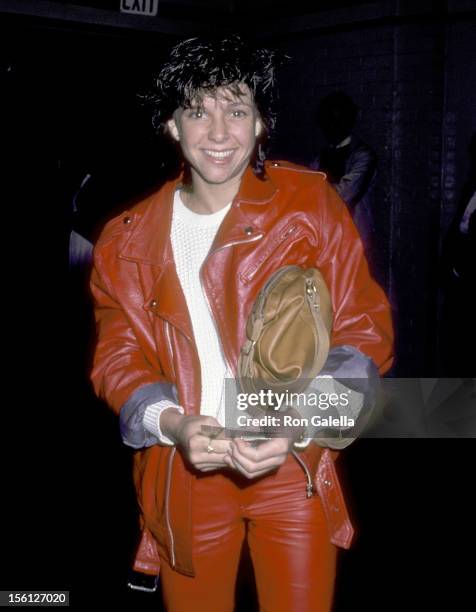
[140,34,284,179]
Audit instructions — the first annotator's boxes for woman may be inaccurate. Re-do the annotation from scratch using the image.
[90,35,393,611]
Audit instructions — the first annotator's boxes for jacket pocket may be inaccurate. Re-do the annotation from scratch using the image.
[241,222,309,283]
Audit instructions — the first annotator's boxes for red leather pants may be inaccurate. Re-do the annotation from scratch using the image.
[159,453,337,611]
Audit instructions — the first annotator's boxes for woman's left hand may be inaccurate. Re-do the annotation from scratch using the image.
[223,437,292,479]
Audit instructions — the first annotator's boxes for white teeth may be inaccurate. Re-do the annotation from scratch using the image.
[204,150,234,158]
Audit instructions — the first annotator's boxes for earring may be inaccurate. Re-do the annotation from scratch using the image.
[257,143,266,162]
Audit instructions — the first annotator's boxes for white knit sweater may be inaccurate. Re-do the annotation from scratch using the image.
[143,190,232,444]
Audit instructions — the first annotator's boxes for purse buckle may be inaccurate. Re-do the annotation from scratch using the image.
[241,338,256,355]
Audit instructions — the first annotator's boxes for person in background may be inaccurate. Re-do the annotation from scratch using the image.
[440,133,476,376]
[311,90,377,249]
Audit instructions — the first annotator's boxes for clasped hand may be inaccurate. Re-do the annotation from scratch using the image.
[162,411,293,479]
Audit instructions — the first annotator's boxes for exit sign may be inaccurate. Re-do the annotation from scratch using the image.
[120,0,159,16]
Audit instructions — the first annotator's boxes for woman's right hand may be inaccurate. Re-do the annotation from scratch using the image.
[160,409,232,472]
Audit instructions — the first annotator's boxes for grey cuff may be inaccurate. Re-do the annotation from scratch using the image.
[320,344,379,388]
[314,345,380,449]
[119,382,179,449]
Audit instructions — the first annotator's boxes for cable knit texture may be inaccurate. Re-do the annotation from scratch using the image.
[143,190,232,443]
[143,400,184,446]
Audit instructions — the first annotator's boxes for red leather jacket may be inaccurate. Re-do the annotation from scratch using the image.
[91,161,393,576]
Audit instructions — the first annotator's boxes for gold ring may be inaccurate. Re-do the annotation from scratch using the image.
[207,442,215,454]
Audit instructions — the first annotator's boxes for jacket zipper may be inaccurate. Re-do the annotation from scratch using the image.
[211,232,264,256]
[164,447,177,567]
[292,273,319,498]
[244,225,300,282]
[291,449,315,498]
[163,320,177,566]
[164,320,175,380]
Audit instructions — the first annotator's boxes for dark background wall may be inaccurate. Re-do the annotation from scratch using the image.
[1,1,475,610]
[270,11,476,375]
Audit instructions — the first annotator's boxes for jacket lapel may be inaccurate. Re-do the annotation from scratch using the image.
[118,177,194,341]
[205,165,277,254]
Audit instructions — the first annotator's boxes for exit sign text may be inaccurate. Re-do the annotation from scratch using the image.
[120,0,159,17]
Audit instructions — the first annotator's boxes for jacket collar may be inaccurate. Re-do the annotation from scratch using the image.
[236,162,277,204]
[118,178,178,266]
[119,164,277,266]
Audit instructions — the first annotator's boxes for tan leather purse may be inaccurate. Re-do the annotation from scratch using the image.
[238,265,333,394]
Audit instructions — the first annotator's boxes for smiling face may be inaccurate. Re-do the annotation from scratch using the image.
[166,84,263,190]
